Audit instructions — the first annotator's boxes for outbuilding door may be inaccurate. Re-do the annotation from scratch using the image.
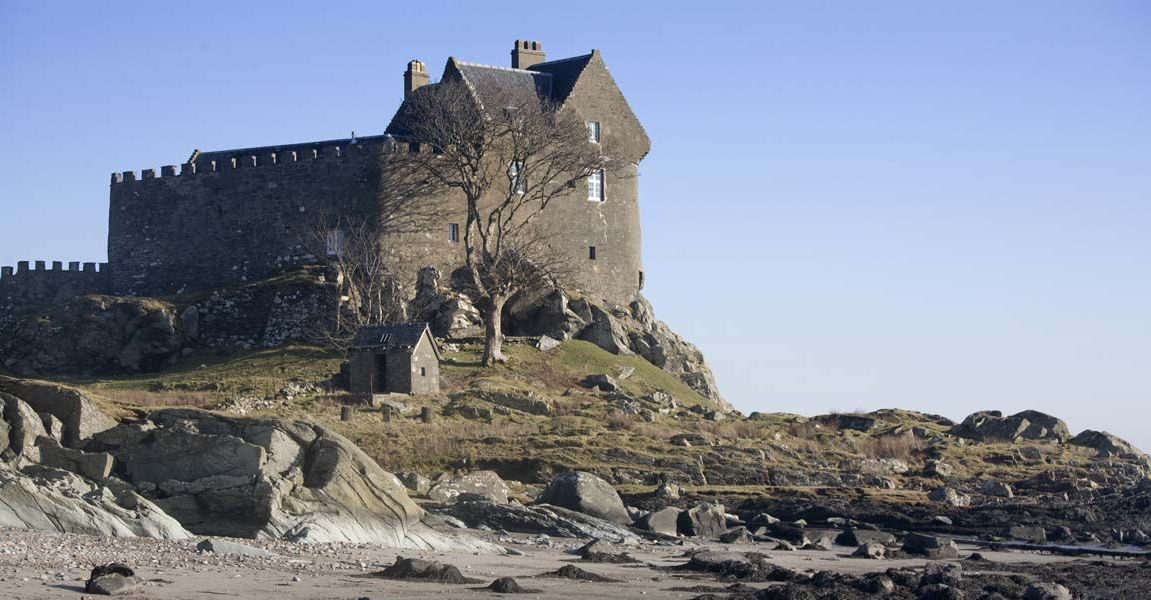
[374,354,387,393]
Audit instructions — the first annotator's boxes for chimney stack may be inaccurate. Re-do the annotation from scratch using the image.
[404,60,429,98]
[511,40,545,69]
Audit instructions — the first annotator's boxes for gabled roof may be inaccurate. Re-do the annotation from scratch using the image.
[349,322,439,357]
[528,53,593,103]
[452,60,553,105]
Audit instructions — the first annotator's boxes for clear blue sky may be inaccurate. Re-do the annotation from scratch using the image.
[2,2,1149,449]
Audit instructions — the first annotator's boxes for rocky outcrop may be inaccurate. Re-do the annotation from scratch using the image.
[0,463,190,539]
[89,408,476,548]
[951,410,1071,443]
[1071,430,1149,461]
[536,471,631,525]
[439,493,640,543]
[0,377,116,446]
[0,267,338,376]
[0,387,493,550]
[500,289,729,410]
[427,470,510,504]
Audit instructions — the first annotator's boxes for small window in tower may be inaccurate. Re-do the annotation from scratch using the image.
[509,161,526,194]
[448,223,460,243]
[589,246,597,260]
[587,169,604,202]
[420,367,427,377]
[325,229,346,256]
[587,121,601,143]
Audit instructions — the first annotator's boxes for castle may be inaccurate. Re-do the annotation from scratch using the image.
[1,41,649,310]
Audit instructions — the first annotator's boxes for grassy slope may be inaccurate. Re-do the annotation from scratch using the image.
[47,340,1108,499]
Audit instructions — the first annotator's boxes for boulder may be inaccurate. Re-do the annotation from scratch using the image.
[374,556,482,584]
[398,471,432,495]
[852,542,886,559]
[196,538,280,558]
[981,479,1014,498]
[835,528,897,547]
[0,378,118,447]
[443,493,640,543]
[1006,525,1047,544]
[454,386,553,416]
[535,336,561,352]
[925,460,954,477]
[38,443,114,480]
[581,374,619,392]
[428,470,510,505]
[903,533,959,558]
[1071,430,1149,460]
[634,506,681,536]
[1023,582,1072,600]
[1,392,48,458]
[677,502,727,538]
[719,526,754,544]
[85,563,142,596]
[951,410,1070,443]
[814,413,877,432]
[537,471,630,525]
[928,487,971,507]
[654,481,684,500]
[40,413,65,443]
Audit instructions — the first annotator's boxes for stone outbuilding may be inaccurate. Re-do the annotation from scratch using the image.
[348,322,441,396]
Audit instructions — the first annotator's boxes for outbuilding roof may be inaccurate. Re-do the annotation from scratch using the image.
[349,322,438,356]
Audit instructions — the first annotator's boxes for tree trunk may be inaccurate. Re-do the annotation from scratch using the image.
[482,295,508,366]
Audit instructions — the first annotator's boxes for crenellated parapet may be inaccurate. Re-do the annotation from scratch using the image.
[110,135,393,186]
[0,260,111,305]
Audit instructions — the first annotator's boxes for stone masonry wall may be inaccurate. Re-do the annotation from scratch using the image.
[0,261,110,306]
[107,137,385,297]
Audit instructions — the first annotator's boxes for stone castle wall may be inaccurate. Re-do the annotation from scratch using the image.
[107,137,385,297]
[0,261,110,306]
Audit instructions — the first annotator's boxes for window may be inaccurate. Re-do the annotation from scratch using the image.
[509,161,526,194]
[448,223,460,243]
[587,121,601,143]
[587,169,604,202]
[420,366,427,377]
[589,246,597,260]
[325,229,346,256]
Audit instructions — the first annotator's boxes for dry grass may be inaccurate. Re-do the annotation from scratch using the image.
[859,433,924,460]
[103,389,222,409]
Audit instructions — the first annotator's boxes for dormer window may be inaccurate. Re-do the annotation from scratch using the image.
[587,169,604,202]
[587,121,601,143]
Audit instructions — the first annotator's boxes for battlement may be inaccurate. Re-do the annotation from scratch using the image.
[0,259,111,304]
[110,134,393,185]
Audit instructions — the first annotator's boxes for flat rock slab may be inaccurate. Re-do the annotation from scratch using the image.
[197,538,282,558]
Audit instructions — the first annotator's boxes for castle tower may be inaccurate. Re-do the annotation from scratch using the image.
[404,60,429,98]
[511,40,545,69]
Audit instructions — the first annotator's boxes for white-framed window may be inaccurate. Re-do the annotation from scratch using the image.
[448,223,460,243]
[587,169,604,202]
[325,229,346,256]
[509,161,526,194]
[587,121,601,143]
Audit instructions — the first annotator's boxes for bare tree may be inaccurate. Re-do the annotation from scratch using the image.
[386,78,622,365]
[309,214,405,347]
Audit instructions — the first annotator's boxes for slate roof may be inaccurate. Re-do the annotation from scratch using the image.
[528,54,593,103]
[453,60,553,105]
[349,322,434,353]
